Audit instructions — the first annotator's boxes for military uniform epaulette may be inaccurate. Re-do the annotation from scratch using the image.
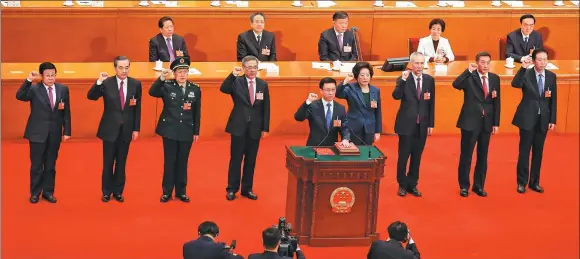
[188,82,200,88]
[165,79,175,84]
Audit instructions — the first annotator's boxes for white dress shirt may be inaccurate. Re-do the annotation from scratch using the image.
[253,31,262,43]
[117,77,128,101]
[411,73,422,92]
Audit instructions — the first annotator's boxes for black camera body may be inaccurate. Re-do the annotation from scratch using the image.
[277,217,299,258]
[220,240,237,254]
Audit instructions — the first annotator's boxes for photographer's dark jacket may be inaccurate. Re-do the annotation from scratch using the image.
[367,239,420,259]
[183,236,243,259]
[248,250,306,259]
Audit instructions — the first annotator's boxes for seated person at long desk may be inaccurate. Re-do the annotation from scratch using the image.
[237,12,277,62]
[417,18,454,63]
[506,14,544,63]
[318,11,358,61]
[149,16,189,62]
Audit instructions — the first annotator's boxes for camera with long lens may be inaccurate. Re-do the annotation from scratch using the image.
[276,217,299,257]
[221,240,237,254]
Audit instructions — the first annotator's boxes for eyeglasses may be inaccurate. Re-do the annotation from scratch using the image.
[244,66,258,70]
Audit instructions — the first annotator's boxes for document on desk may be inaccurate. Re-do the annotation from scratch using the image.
[395,1,417,7]
[188,68,202,75]
[317,1,337,8]
[502,1,524,7]
[570,1,579,6]
[447,1,465,7]
[150,1,166,4]
[235,1,249,7]
[76,0,92,5]
[165,1,178,7]
[339,63,356,73]
[312,62,331,70]
[258,63,278,71]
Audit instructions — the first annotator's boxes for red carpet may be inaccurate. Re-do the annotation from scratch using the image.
[2,134,579,259]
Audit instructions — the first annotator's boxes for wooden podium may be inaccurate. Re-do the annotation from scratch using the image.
[284,145,386,247]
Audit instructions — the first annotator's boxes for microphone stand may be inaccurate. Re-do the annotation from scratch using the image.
[352,27,363,62]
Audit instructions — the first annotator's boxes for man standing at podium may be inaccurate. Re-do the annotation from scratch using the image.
[294,77,351,147]
[452,52,501,198]
[237,12,277,62]
[221,55,270,201]
[16,62,71,204]
[511,49,556,194]
[88,56,142,203]
[318,11,358,61]
[149,16,189,62]
[392,52,435,198]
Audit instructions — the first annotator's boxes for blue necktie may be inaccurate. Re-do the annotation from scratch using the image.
[326,103,332,130]
[538,74,544,96]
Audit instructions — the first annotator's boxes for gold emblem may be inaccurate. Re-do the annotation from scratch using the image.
[330,187,355,213]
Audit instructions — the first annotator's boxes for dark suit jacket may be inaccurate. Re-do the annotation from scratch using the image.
[392,74,435,136]
[149,78,201,141]
[237,30,277,62]
[318,28,358,61]
[248,250,306,259]
[336,82,382,136]
[452,69,501,133]
[511,67,557,132]
[506,29,544,63]
[183,236,243,259]
[367,240,420,259]
[294,99,350,146]
[149,33,189,62]
[87,76,142,143]
[16,80,71,143]
[220,74,270,140]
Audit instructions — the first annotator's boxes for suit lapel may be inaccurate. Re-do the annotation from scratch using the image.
[409,76,419,101]
[318,101,329,133]
[329,29,341,53]
[527,69,541,97]
[470,72,485,101]
[125,78,136,107]
[352,83,367,108]
[248,31,260,51]
[238,77,251,106]
[54,84,62,112]
[36,83,51,110]
[158,34,170,57]
[109,78,122,110]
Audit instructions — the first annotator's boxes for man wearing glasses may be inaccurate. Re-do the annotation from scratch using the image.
[16,62,71,204]
[221,55,270,201]
[294,77,351,147]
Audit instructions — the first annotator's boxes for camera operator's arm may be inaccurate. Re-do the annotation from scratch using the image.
[295,245,306,259]
[405,234,420,259]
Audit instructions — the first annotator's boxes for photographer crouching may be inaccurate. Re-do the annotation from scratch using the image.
[249,226,306,259]
[183,221,243,259]
[367,221,421,259]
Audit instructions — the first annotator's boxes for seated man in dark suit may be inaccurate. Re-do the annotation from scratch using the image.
[294,77,351,147]
[248,227,306,259]
[506,14,544,63]
[149,16,189,62]
[318,11,358,61]
[183,221,243,259]
[237,12,277,62]
[367,221,420,259]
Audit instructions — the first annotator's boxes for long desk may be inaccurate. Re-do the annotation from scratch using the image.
[1,1,578,62]
[2,60,578,140]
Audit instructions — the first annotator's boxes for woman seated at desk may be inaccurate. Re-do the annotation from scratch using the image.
[336,62,382,146]
[417,18,455,63]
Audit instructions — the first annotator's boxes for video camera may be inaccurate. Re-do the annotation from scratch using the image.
[276,217,299,258]
[221,240,237,254]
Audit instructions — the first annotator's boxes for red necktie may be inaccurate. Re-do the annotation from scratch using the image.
[249,80,255,105]
[482,76,487,116]
[416,77,421,123]
[120,81,125,110]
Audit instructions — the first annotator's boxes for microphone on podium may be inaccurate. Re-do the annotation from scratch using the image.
[351,26,363,62]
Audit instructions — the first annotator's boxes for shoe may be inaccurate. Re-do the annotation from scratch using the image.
[30,195,39,203]
[460,189,468,197]
[397,188,407,197]
[472,188,487,197]
[42,195,57,203]
[102,194,111,202]
[241,191,258,200]
[407,187,422,197]
[113,194,124,202]
[226,192,236,201]
[177,194,190,202]
[160,194,171,203]
[529,185,544,193]
[517,185,526,194]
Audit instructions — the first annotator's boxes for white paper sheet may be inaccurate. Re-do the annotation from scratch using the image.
[312,62,331,70]
[395,1,417,7]
[189,68,202,75]
[317,1,337,8]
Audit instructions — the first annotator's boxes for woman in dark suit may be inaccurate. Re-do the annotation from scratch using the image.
[336,62,382,145]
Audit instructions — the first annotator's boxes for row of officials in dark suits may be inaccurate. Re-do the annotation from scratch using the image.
[180,220,421,259]
[149,12,543,65]
[17,48,556,204]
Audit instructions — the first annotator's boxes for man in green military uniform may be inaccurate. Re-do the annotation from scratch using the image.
[149,57,201,203]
